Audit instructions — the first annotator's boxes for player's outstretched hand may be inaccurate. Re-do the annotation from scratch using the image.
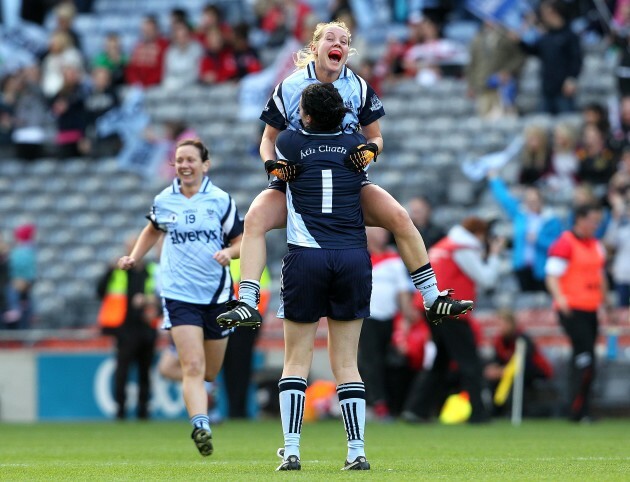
[118,256,136,270]
[344,143,378,173]
[265,159,303,182]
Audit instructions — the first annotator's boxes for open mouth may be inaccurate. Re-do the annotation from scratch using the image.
[328,49,342,63]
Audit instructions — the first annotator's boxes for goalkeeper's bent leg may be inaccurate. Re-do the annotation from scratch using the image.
[239,189,287,286]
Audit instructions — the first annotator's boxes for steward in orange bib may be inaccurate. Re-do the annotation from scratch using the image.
[97,255,159,420]
[545,203,608,422]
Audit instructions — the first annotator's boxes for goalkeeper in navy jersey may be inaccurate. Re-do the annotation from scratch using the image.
[271,83,372,472]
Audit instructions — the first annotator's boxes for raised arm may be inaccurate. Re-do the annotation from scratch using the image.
[260,124,282,163]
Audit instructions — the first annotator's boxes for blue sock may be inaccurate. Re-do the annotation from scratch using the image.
[239,280,260,309]
[278,376,307,459]
[337,382,366,462]
[190,414,210,432]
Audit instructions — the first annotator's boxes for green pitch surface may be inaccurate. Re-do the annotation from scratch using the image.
[1,419,629,480]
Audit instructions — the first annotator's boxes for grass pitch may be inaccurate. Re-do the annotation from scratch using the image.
[1,419,629,480]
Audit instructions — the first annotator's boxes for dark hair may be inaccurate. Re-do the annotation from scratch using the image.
[541,0,568,20]
[460,216,489,237]
[176,138,209,161]
[301,83,351,132]
[574,202,601,221]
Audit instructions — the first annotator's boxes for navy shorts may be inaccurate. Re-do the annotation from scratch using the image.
[279,247,372,323]
[267,178,287,193]
[162,298,234,340]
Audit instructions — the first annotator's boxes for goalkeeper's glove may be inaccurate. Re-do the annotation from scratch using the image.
[343,143,379,173]
[264,159,303,182]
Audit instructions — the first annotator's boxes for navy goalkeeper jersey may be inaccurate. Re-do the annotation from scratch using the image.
[276,128,368,249]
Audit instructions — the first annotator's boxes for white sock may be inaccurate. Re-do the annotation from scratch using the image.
[337,382,366,462]
[410,263,439,307]
[278,376,307,459]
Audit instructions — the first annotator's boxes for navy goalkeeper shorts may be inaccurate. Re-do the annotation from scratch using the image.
[278,246,372,323]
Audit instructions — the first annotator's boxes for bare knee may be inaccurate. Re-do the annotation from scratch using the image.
[244,206,271,235]
[181,358,205,379]
[385,204,414,235]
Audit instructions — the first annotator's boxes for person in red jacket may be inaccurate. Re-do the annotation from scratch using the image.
[125,15,169,87]
[545,203,608,422]
[402,217,504,424]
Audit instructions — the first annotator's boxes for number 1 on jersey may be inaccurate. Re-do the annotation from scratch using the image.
[322,169,332,213]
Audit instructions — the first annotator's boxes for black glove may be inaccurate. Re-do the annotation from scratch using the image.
[264,159,303,182]
[343,143,379,173]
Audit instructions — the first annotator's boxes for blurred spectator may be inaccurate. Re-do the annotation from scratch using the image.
[402,217,504,424]
[162,21,204,90]
[405,196,444,250]
[52,1,82,52]
[576,123,617,189]
[200,27,238,84]
[169,7,190,33]
[519,124,551,185]
[466,21,525,119]
[545,122,579,201]
[401,14,468,86]
[381,13,425,79]
[255,0,288,48]
[356,58,384,98]
[125,15,169,87]
[93,33,128,87]
[97,236,159,420]
[256,0,313,48]
[545,203,608,422]
[51,64,88,158]
[195,4,233,44]
[612,14,630,97]
[0,73,21,146]
[40,31,83,98]
[11,65,49,161]
[612,96,630,149]
[519,0,582,115]
[567,182,610,238]
[359,227,417,421]
[604,176,630,307]
[232,23,263,79]
[0,233,11,328]
[148,120,199,181]
[8,223,37,330]
[483,309,554,417]
[487,171,563,292]
[84,67,120,155]
[283,0,314,41]
[582,102,610,134]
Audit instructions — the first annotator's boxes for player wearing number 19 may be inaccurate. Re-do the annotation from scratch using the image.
[117,139,243,456]
[271,83,371,472]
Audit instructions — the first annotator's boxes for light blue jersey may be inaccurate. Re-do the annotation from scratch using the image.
[149,177,243,305]
[260,61,385,134]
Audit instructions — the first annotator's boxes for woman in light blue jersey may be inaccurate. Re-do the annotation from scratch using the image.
[219,21,473,329]
[118,139,243,457]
